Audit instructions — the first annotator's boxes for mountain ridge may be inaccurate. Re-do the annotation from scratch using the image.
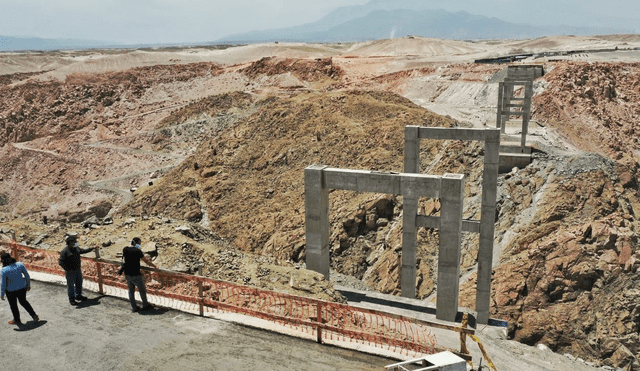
[218,8,630,44]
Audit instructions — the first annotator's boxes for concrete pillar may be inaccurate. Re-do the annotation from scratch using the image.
[521,81,533,148]
[305,165,330,280]
[436,173,464,322]
[476,129,500,324]
[496,82,505,133]
[402,125,420,298]
[404,126,420,174]
[500,83,513,132]
[401,194,418,298]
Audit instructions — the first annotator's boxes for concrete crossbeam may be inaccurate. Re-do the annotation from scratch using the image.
[323,168,442,198]
[413,126,497,142]
[416,215,481,233]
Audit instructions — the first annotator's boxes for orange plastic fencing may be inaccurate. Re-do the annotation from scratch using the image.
[1,241,445,356]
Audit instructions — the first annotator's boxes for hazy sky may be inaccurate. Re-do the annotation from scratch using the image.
[2,0,639,45]
[1,0,369,44]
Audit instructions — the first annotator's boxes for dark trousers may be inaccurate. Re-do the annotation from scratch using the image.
[125,274,148,310]
[6,287,36,323]
[65,269,83,301]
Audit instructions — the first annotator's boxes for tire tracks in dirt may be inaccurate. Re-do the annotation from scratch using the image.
[12,133,187,209]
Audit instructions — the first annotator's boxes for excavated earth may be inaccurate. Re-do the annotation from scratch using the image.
[2,35,640,370]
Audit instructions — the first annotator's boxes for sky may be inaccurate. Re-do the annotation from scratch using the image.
[0,0,369,45]
[1,0,639,45]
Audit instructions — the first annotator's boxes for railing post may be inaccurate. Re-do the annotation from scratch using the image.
[198,280,204,317]
[316,301,323,344]
[94,247,104,295]
[11,240,18,260]
[460,312,469,356]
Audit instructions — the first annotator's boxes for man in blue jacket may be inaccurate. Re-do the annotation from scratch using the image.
[1,252,39,325]
[58,233,95,305]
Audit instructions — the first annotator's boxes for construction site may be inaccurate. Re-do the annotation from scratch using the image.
[1,34,640,370]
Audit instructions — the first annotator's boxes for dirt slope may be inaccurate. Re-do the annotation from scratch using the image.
[2,37,640,369]
[119,90,471,299]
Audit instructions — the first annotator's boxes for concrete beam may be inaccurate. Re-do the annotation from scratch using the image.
[415,215,480,234]
[415,126,495,142]
[323,168,442,198]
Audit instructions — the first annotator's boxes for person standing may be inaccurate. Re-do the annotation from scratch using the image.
[121,237,156,312]
[1,252,39,325]
[58,233,95,305]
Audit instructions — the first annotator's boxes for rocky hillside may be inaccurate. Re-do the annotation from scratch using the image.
[0,62,223,145]
[532,62,640,166]
[460,62,640,370]
[1,47,640,369]
[119,90,486,299]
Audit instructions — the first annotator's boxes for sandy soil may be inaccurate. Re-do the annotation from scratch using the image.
[3,35,639,80]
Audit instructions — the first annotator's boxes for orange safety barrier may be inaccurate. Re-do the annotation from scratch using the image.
[1,241,477,359]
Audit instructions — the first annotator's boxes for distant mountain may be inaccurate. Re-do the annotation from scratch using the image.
[218,5,631,44]
[315,9,544,41]
[342,0,635,31]
[0,36,120,52]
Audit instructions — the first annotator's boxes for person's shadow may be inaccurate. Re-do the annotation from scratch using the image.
[75,296,104,309]
[14,320,48,332]
[138,306,169,316]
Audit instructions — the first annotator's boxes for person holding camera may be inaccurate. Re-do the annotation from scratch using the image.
[120,237,156,312]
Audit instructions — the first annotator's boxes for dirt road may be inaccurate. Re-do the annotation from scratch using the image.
[0,281,393,371]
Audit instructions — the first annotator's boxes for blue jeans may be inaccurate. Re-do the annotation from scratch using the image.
[65,269,83,301]
[125,274,148,310]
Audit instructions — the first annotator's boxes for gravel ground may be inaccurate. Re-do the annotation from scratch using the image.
[0,281,394,371]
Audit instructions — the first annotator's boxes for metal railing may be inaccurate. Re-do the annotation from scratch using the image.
[1,240,481,361]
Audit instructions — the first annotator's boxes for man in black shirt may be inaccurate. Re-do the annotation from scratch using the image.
[122,237,156,312]
[58,233,95,305]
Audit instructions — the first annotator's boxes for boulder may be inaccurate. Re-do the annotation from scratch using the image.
[184,209,203,222]
[142,242,157,254]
